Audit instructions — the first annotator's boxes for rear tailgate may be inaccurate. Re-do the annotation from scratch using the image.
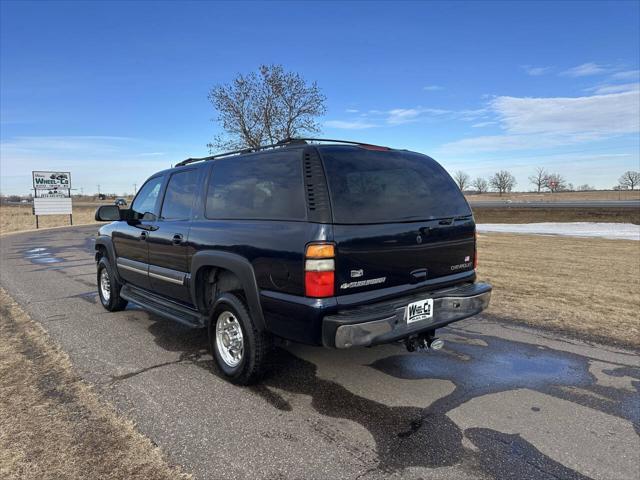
[334,217,475,294]
[318,145,475,296]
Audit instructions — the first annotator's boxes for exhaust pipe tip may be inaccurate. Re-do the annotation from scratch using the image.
[429,338,444,351]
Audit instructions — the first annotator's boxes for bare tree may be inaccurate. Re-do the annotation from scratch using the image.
[208,64,326,150]
[489,170,517,196]
[453,170,470,191]
[528,167,547,193]
[619,170,640,190]
[472,177,489,194]
[577,184,594,191]
[544,173,567,193]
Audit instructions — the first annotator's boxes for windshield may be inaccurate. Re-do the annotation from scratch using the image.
[320,148,471,224]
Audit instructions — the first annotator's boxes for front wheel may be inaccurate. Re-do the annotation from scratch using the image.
[209,293,272,385]
[97,257,128,312]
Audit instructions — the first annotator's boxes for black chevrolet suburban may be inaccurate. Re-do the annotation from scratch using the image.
[95,138,491,384]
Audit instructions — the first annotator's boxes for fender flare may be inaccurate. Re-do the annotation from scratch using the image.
[190,250,266,331]
[95,235,123,283]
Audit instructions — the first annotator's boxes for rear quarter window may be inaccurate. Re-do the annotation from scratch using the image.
[320,148,471,224]
[205,150,306,221]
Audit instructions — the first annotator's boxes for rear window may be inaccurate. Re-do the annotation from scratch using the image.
[160,169,199,220]
[205,150,306,221]
[320,148,471,224]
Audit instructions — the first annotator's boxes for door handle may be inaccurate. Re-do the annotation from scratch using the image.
[172,234,184,245]
[410,268,428,283]
[139,231,148,241]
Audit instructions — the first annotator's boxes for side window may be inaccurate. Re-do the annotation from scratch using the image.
[160,169,199,221]
[205,151,305,220]
[131,176,163,218]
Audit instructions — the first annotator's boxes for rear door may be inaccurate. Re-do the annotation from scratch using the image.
[147,167,201,304]
[319,147,475,295]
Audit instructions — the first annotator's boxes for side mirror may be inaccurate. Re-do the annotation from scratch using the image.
[95,205,123,222]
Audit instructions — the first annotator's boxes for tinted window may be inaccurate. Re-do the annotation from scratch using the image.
[131,176,163,217]
[321,148,471,224]
[205,151,305,220]
[160,169,199,220]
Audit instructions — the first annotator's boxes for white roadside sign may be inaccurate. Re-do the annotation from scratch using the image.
[33,197,73,215]
[31,170,74,227]
[33,171,72,191]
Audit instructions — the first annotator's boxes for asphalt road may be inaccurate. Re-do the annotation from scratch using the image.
[470,200,640,208]
[1,226,639,480]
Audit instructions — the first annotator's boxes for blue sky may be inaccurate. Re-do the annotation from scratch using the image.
[1,0,639,195]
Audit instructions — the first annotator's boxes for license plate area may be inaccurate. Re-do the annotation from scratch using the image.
[405,298,434,324]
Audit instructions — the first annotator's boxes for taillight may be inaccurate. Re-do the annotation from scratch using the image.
[305,243,335,297]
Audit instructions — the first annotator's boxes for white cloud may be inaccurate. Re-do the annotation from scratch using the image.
[610,69,640,81]
[440,133,604,154]
[324,119,377,130]
[441,89,639,154]
[491,90,639,135]
[345,108,359,113]
[423,85,443,91]
[456,108,489,121]
[385,107,452,125]
[135,152,166,157]
[560,62,608,77]
[0,135,133,153]
[585,82,639,95]
[386,108,423,125]
[471,121,498,128]
[522,65,551,76]
[334,106,489,128]
[0,135,176,195]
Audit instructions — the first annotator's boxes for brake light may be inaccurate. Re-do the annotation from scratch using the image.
[305,243,335,297]
[359,144,389,151]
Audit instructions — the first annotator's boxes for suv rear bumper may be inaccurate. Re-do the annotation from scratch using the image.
[321,282,491,348]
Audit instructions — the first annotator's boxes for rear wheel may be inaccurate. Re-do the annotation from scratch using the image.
[209,293,272,385]
[97,257,128,311]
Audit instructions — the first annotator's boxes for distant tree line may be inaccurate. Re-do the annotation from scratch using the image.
[452,168,640,195]
[454,169,516,196]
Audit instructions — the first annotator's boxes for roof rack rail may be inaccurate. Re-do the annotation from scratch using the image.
[282,137,389,149]
[175,137,388,167]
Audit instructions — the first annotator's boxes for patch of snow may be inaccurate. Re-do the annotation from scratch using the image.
[476,222,640,241]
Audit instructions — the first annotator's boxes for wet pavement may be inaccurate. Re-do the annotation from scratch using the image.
[1,225,639,480]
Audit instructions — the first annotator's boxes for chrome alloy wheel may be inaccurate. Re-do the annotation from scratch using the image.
[215,311,244,367]
[99,268,111,302]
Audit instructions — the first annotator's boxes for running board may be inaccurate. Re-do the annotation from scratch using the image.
[120,284,206,328]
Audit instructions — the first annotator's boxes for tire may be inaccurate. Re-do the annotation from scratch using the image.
[97,257,128,312]
[209,292,272,385]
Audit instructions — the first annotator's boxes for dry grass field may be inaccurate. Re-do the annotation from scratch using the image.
[477,233,640,347]
[473,206,640,224]
[0,288,190,480]
[466,190,640,203]
[0,205,99,234]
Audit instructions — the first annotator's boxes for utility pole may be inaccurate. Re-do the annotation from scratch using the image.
[133,183,137,195]
[97,184,101,196]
